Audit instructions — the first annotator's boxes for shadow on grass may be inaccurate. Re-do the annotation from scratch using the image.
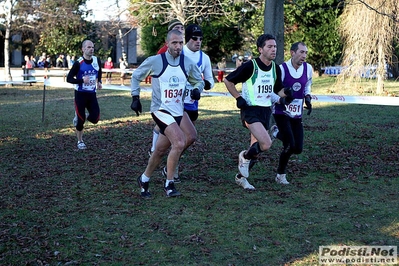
[0,85,398,265]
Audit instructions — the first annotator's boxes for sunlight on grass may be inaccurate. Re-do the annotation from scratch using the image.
[288,252,319,265]
[381,221,399,238]
[313,76,399,96]
[0,136,19,146]
[34,133,53,139]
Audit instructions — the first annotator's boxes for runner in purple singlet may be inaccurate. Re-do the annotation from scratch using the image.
[271,41,313,185]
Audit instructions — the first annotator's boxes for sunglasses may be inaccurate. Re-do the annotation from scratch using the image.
[191,36,203,41]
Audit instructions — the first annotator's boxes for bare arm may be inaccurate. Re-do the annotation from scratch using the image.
[224,78,241,99]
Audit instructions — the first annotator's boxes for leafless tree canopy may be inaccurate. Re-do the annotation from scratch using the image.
[338,0,399,94]
[130,0,233,25]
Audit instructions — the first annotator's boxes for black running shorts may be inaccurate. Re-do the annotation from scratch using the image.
[240,106,272,129]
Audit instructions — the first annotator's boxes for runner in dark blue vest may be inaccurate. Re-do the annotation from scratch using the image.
[271,41,313,184]
[67,40,103,150]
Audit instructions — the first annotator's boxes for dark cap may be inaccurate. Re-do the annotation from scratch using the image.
[185,24,203,43]
[168,19,183,31]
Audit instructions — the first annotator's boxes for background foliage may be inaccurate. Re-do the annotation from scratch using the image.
[284,0,344,74]
[135,0,347,71]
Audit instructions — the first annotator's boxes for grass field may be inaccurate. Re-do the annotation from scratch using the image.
[0,77,398,265]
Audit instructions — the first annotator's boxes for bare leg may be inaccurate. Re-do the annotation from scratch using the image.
[144,122,186,181]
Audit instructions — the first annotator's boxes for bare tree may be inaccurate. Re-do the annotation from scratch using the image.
[1,0,17,84]
[130,0,230,25]
[338,0,399,94]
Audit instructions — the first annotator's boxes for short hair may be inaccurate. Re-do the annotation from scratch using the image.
[82,40,92,48]
[167,29,183,41]
[256,34,276,48]
[290,42,306,52]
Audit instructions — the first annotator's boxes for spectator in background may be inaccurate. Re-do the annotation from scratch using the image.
[119,57,128,86]
[30,55,36,68]
[39,52,46,62]
[67,55,75,69]
[46,56,52,68]
[56,54,64,68]
[23,55,34,82]
[236,55,244,68]
[37,56,50,69]
[23,55,34,69]
[104,57,114,84]
[62,54,68,68]
[217,57,226,82]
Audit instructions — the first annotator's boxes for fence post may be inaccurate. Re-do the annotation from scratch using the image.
[42,78,46,122]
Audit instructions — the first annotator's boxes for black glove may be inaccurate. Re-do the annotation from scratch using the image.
[280,96,294,106]
[190,88,201,100]
[304,95,312,115]
[283,87,294,97]
[130,96,142,116]
[204,80,211,90]
[236,96,248,109]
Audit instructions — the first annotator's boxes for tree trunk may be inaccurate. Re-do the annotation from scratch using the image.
[264,0,284,64]
[4,0,13,85]
[376,43,385,94]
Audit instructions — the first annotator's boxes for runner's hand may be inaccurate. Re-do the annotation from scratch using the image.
[131,96,142,116]
[191,88,201,100]
[236,96,248,109]
[304,95,312,115]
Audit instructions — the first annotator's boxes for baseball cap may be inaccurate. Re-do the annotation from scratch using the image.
[185,24,203,43]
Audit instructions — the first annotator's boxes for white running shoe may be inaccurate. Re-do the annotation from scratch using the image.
[235,174,255,190]
[238,150,250,177]
[270,125,279,141]
[275,174,289,184]
[77,140,87,150]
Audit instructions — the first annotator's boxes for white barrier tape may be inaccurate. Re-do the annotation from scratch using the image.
[3,68,135,80]
[102,69,135,74]
[2,79,399,106]
[311,95,399,106]
[0,79,45,85]
[43,79,72,87]
[201,91,399,106]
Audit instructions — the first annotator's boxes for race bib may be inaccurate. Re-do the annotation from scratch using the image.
[285,98,304,117]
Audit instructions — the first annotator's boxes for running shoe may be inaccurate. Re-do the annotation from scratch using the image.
[235,174,255,190]
[270,125,279,141]
[238,150,250,177]
[275,174,289,184]
[137,176,152,199]
[77,140,87,150]
[73,113,78,127]
[164,181,181,197]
